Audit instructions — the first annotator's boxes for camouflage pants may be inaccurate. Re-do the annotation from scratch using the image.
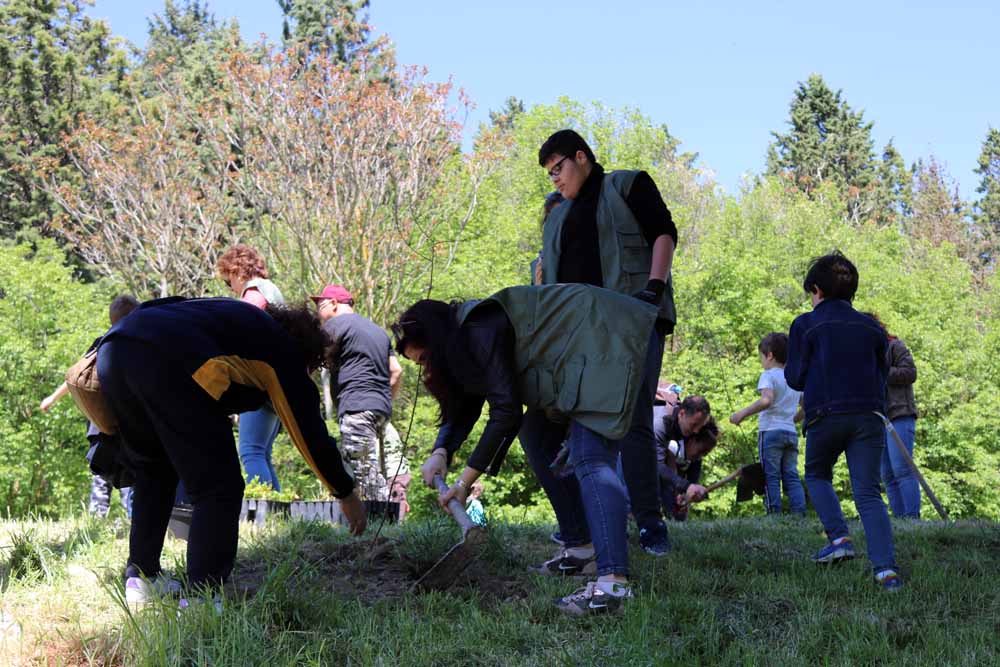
[89,475,133,517]
[339,412,410,500]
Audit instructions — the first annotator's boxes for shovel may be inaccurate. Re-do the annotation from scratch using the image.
[411,474,488,592]
[678,462,765,509]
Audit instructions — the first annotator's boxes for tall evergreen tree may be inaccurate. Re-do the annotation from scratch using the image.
[489,97,525,131]
[0,0,127,238]
[138,0,239,96]
[974,127,1000,235]
[907,157,968,247]
[766,74,906,224]
[277,0,388,71]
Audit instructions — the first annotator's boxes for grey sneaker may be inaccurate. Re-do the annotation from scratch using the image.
[530,550,597,577]
[125,574,183,605]
[554,581,633,616]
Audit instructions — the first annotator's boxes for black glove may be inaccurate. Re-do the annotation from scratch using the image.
[633,279,665,305]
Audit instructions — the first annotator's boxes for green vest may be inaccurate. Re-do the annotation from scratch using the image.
[541,170,676,328]
[457,284,656,440]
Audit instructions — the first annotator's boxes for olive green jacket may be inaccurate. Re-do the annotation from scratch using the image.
[457,284,656,440]
[541,169,676,328]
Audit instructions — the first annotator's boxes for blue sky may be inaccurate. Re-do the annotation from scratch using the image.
[87,0,998,200]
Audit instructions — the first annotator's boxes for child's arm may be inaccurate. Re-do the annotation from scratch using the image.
[730,388,775,425]
[39,381,70,412]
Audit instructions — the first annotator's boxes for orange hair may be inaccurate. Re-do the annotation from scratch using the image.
[217,244,268,282]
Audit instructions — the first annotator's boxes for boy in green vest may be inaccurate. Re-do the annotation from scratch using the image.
[521,130,678,563]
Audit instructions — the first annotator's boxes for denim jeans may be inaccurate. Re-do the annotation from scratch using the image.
[804,413,897,572]
[238,405,281,490]
[881,416,920,518]
[566,421,629,577]
[759,429,807,515]
[518,327,664,550]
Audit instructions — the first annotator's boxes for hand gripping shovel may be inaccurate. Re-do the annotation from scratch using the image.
[876,412,949,520]
[412,474,488,592]
[678,462,765,509]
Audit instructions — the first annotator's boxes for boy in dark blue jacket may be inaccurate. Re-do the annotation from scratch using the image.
[785,252,902,591]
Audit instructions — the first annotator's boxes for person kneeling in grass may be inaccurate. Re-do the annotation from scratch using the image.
[656,413,718,521]
[392,283,658,617]
[785,252,902,591]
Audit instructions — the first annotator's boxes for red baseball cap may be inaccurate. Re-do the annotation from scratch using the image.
[309,284,354,304]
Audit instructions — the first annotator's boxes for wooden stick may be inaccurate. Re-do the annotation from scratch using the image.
[880,413,949,521]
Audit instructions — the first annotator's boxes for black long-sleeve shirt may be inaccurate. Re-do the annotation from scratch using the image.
[431,304,523,475]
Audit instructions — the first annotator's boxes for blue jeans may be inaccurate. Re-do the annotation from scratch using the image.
[759,429,807,515]
[238,405,281,490]
[519,328,663,550]
[882,416,920,518]
[804,413,897,572]
[566,421,629,577]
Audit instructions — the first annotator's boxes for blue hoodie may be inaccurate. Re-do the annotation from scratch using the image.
[784,299,888,423]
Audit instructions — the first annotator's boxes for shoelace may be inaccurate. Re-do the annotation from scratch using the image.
[565,582,600,602]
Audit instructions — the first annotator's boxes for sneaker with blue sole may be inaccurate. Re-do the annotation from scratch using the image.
[811,537,856,564]
[875,568,904,591]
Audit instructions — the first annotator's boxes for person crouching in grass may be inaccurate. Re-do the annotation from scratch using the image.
[393,283,659,617]
[785,251,902,591]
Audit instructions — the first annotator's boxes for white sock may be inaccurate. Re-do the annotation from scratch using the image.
[566,544,595,559]
[595,580,630,596]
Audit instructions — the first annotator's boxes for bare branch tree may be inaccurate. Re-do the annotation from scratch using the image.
[202,49,501,324]
[46,83,236,298]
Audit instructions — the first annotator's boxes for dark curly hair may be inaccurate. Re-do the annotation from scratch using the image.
[688,417,719,455]
[217,244,269,283]
[391,299,464,425]
[265,302,337,372]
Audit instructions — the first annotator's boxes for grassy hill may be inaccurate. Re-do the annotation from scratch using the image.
[1,512,998,666]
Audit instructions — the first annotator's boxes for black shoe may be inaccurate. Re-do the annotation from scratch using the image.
[530,550,597,577]
[554,581,632,616]
[639,521,671,556]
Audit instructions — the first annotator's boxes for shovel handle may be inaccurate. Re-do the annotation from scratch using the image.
[703,468,743,495]
[433,474,479,535]
[677,468,743,509]
[880,414,949,521]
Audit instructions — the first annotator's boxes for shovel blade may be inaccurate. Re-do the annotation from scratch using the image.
[412,526,488,593]
[736,463,766,501]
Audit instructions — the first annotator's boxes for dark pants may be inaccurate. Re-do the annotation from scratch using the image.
[519,328,665,544]
[618,331,666,529]
[97,338,245,589]
[804,413,897,572]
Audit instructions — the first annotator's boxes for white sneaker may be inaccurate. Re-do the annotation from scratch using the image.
[125,574,182,605]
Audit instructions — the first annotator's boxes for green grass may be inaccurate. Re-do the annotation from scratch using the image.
[2,513,999,666]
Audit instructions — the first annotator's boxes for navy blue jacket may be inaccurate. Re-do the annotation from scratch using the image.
[784,299,888,423]
[102,297,355,498]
